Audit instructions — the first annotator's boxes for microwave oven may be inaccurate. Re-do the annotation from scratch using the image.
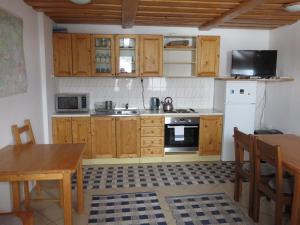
[55,93,89,113]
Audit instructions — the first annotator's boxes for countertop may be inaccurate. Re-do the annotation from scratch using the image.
[52,109,223,117]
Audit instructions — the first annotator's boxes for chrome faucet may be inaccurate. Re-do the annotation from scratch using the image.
[125,103,129,110]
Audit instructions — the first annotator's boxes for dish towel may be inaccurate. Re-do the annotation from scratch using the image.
[174,126,185,141]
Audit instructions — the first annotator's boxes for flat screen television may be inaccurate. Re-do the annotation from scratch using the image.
[231,50,277,78]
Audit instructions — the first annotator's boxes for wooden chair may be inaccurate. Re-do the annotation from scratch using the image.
[12,119,63,209]
[253,138,294,225]
[0,211,34,225]
[233,127,255,217]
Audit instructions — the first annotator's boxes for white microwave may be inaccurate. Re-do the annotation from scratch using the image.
[55,93,89,113]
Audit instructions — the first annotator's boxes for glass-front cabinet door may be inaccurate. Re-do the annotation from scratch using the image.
[91,34,115,76]
[115,35,139,77]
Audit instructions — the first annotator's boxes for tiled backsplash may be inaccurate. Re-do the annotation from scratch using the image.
[57,77,215,109]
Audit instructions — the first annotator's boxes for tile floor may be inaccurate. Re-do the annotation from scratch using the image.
[27,163,289,225]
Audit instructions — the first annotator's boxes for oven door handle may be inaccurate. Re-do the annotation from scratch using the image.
[167,125,199,129]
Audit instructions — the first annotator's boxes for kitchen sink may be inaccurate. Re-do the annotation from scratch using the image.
[114,109,140,115]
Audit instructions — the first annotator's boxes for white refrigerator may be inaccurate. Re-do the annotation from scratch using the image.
[214,80,257,161]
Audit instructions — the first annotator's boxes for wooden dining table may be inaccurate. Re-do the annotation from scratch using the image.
[257,134,300,225]
[0,143,85,225]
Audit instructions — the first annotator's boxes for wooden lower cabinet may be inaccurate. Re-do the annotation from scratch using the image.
[116,117,141,158]
[52,117,72,144]
[72,117,92,158]
[141,116,164,157]
[52,117,92,158]
[91,117,116,158]
[199,115,223,156]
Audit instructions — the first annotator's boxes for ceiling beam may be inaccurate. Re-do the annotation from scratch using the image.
[199,0,266,30]
[122,0,139,28]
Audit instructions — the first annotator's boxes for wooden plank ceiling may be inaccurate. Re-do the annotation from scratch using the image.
[24,0,300,29]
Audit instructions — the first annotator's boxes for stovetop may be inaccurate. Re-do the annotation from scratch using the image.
[164,108,197,113]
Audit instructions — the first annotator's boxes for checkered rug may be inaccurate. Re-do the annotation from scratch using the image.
[166,193,254,225]
[88,192,167,225]
[72,162,235,190]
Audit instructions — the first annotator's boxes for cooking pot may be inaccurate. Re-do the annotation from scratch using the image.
[161,97,174,112]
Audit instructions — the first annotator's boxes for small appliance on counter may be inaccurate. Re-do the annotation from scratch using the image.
[161,97,174,112]
[150,97,160,111]
[55,93,89,113]
[94,100,116,114]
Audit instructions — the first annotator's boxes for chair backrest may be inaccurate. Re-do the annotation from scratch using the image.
[255,138,283,194]
[12,119,36,145]
[233,127,254,170]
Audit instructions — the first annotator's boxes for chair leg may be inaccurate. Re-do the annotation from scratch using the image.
[35,181,42,194]
[253,191,261,222]
[59,180,64,208]
[275,199,283,225]
[234,173,242,201]
[24,181,30,209]
[248,178,254,218]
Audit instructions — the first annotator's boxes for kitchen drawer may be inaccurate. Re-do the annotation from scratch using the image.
[141,127,164,137]
[142,147,164,157]
[141,116,164,127]
[141,137,164,147]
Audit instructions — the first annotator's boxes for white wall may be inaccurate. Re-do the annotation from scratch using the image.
[58,77,215,109]
[263,21,300,134]
[38,13,56,143]
[0,0,48,211]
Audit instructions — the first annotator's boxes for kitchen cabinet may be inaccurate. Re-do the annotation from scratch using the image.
[140,116,164,157]
[91,117,116,158]
[52,117,72,144]
[72,117,92,158]
[115,34,139,77]
[53,33,72,76]
[72,34,92,76]
[116,117,141,158]
[52,117,92,158]
[140,35,163,77]
[91,34,115,76]
[197,36,220,77]
[163,36,197,77]
[199,115,223,155]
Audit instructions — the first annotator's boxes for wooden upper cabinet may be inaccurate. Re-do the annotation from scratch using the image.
[199,115,223,156]
[53,33,72,76]
[72,34,92,76]
[115,34,139,77]
[91,34,115,77]
[116,117,141,158]
[91,117,116,158]
[197,36,220,77]
[140,35,163,77]
[72,117,92,158]
[52,117,72,144]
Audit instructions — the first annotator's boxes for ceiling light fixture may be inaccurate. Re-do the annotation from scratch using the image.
[70,0,91,4]
[284,2,300,12]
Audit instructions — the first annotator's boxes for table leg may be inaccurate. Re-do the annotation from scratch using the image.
[291,173,300,225]
[76,161,84,213]
[24,181,30,209]
[11,182,20,211]
[62,172,72,225]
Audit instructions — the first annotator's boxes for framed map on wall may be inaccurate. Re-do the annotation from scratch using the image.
[0,7,27,97]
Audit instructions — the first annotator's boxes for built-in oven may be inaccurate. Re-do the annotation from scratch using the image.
[164,117,199,153]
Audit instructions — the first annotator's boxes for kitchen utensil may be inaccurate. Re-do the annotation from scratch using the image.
[150,97,160,111]
[161,97,174,112]
[105,100,114,110]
